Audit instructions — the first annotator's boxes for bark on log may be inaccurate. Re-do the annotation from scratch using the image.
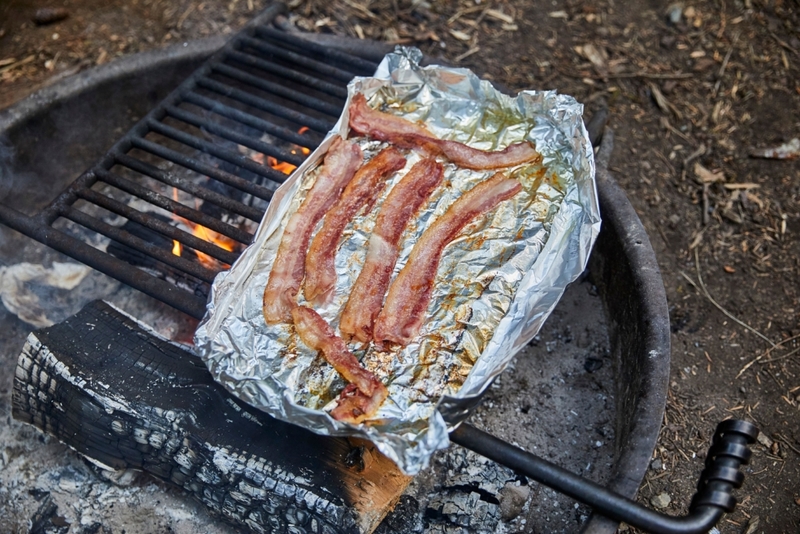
[12,300,410,534]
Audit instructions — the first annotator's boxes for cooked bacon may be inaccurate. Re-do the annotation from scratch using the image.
[349,93,541,170]
[262,136,362,324]
[330,383,389,424]
[349,92,433,141]
[291,306,388,423]
[340,157,444,342]
[304,147,407,305]
[373,173,522,346]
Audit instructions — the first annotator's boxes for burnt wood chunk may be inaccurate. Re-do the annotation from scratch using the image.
[12,300,411,534]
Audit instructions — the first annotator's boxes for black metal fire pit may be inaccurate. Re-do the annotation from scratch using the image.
[0,4,756,533]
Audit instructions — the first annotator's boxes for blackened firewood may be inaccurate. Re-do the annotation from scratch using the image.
[12,300,410,534]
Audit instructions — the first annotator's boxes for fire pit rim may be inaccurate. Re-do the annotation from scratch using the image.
[0,38,670,534]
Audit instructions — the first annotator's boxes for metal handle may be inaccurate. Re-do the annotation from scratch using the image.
[450,419,758,534]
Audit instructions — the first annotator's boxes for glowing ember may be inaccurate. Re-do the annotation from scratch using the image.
[172,240,181,256]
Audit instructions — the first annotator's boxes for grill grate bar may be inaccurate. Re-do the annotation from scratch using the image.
[94,168,254,245]
[225,49,348,99]
[64,207,218,284]
[0,4,385,318]
[211,62,342,117]
[183,91,323,148]
[196,76,334,133]
[114,153,264,222]
[255,26,377,75]
[164,105,306,167]
[75,187,241,265]
[147,118,288,185]
[239,36,357,83]
[129,137,276,203]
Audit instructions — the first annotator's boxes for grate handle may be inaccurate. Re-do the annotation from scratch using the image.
[450,419,758,534]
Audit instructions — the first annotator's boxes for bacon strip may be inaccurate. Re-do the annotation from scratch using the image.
[263,136,362,324]
[291,306,388,423]
[349,93,541,170]
[340,157,444,342]
[304,147,407,305]
[373,173,522,346]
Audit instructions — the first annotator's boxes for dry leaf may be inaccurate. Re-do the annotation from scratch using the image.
[694,162,724,183]
[580,43,608,72]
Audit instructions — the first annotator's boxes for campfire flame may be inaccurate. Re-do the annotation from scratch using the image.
[169,188,237,270]
[258,126,312,175]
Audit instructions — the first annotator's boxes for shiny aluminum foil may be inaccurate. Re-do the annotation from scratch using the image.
[194,48,600,475]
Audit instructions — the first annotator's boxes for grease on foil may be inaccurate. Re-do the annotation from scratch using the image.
[194,47,600,475]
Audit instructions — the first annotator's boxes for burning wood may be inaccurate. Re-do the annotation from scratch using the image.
[12,301,411,534]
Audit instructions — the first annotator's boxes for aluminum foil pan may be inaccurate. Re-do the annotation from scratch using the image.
[194,47,600,475]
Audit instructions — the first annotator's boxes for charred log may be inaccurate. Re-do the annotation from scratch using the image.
[12,300,410,534]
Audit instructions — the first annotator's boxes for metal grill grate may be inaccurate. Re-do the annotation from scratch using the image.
[0,4,378,319]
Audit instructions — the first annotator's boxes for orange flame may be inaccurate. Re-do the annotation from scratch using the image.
[258,126,311,175]
[169,187,237,270]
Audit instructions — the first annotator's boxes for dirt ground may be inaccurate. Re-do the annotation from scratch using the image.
[1,0,798,532]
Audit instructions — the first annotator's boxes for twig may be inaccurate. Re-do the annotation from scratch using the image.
[693,248,776,347]
[759,346,800,365]
[714,32,739,96]
[454,46,480,62]
[774,434,800,456]
[736,333,800,378]
[770,31,799,57]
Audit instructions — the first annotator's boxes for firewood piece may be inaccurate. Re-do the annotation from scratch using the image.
[12,300,410,534]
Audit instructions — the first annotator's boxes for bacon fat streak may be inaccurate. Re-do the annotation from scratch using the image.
[262,136,362,324]
[349,93,541,170]
[304,147,407,305]
[291,306,388,424]
[373,172,523,346]
[340,157,444,343]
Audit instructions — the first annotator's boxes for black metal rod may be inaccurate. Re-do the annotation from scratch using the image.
[64,207,219,284]
[146,118,288,186]
[210,62,342,118]
[196,76,334,133]
[75,188,240,265]
[129,137,275,202]
[451,420,758,534]
[255,26,377,75]
[225,49,348,98]
[183,91,323,148]
[0,205,208,319]
[114,153,264,222]
[94,168,253,245]
[239,36,357,83]
[165,105,306,167]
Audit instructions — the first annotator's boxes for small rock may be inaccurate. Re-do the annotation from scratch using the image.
[33,7,70,25]
[665,3,683,25]
[499,483,530,521]
[651,492,671,509]
[650,458,663,470]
